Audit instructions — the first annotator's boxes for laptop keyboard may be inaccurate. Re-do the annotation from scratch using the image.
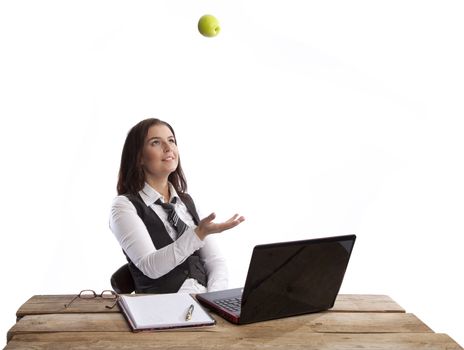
[214,296,242,313]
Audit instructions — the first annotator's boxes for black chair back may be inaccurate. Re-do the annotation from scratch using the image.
[111,263,135,294]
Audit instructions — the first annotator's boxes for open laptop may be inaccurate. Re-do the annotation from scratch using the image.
[196,234,356,324]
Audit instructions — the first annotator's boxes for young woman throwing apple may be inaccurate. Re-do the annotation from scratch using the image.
[109,118,245,294]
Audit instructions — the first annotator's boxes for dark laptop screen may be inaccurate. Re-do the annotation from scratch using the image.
[239,235,355,323]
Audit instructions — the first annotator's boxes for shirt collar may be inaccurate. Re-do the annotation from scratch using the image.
[139,182,179,206]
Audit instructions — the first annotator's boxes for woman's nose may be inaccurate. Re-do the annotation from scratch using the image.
[162,142,172,152]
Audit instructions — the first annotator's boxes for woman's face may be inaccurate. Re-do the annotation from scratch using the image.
[141,124,179,180]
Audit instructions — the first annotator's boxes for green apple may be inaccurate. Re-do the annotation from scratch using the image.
[198,14,221,37]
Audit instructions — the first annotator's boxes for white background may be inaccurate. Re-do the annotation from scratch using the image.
[0,0,463,347]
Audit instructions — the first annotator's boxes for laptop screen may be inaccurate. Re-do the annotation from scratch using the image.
[239,235,356,323]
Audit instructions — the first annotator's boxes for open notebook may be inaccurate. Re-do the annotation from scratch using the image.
[118,293,216,331]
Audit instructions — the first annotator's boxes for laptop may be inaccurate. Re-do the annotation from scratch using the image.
[196,234,356,324]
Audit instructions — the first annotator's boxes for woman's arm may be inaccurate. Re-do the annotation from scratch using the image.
[199,236,228,291]
[109,196,204,279]
[192,201,245,291]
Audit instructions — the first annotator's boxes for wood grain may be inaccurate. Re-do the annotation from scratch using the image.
[15,294,404,318]
[7,311,431,343]
[5,332,463,350]
[7,294,462,350]
[332,294,405,313]
[16,295,120,318]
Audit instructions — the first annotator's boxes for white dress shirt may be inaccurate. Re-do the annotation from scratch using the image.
[109,182,228,293]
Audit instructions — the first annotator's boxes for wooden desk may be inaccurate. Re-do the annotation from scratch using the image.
[6,294,463,349]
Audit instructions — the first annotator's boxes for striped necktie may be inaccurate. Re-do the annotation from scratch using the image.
[155,198,187,238]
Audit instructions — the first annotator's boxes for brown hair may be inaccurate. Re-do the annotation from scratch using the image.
[116,118,187,195]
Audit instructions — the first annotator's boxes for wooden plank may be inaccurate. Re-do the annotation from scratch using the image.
[333,294,405,313]
[7,312,431,342]
[5,332,463,350]
[16,295,121,318]
[15,294,404,318]
[207,312,432,337]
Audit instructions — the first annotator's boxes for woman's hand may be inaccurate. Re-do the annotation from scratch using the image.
[195,213,245,240]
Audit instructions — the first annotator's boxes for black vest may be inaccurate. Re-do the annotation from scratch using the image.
[124,193,207,293]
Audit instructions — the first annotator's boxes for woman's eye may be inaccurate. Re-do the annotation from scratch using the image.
[151,140,160,146]
[169,139,176,144]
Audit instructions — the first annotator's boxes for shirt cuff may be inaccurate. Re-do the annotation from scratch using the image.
[175,227,205,256]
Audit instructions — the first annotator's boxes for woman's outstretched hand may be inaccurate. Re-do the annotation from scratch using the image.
[195,213,245,240]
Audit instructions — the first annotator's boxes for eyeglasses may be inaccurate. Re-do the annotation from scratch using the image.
[64,289,119,309]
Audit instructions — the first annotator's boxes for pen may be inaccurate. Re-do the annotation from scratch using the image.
[185,304,194,321]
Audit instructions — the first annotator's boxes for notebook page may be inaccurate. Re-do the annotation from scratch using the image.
[119,293,214,329]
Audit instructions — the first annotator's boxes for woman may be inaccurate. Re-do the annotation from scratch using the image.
[110,118,244,294]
